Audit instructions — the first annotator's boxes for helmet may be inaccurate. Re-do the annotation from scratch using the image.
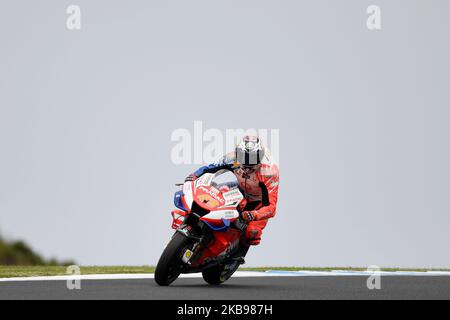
[235,136,265,168]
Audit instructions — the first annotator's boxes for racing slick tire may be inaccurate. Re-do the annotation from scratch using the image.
[155,232,189,286]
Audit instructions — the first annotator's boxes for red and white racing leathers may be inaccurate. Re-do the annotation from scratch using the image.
[193,151,280,245]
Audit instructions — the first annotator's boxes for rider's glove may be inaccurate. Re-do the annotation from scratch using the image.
[185,174,197,182]
[242,211,256,222]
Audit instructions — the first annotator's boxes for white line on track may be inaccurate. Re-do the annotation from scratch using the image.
[1,270,450,282]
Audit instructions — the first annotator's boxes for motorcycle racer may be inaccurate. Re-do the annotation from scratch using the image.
[185,136,279,248]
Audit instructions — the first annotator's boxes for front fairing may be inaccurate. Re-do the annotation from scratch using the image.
[178,170,244,230]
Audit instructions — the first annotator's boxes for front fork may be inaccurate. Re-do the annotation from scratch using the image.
[176,221,212,268]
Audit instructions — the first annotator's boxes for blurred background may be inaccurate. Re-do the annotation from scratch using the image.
[0,0,449,268]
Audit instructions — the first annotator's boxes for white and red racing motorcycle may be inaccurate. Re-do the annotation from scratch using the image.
[155,170,249,286]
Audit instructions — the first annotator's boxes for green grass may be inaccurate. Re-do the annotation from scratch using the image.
[1,266,449,278]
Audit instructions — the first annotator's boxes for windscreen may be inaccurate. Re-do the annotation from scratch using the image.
[211,170,239,191]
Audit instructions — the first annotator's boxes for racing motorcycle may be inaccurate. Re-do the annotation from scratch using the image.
[155,169,249,286]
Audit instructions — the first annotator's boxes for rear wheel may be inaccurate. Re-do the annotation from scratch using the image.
[155,232,189,286]
[202,262,240,285]
[202,242,249,285]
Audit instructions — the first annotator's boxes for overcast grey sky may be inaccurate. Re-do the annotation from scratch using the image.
[1,0,449,268]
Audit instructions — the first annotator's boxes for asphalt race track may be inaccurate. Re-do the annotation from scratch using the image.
[1,275,450,300]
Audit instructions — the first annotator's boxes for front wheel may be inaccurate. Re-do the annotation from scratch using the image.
[155,232,189,286]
